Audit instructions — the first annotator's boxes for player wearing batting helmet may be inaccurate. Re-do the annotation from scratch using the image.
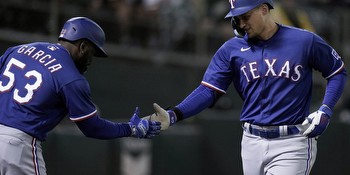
[0,17,160,175]
[144,0,347,174]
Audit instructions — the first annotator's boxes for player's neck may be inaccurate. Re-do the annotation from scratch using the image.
[257,21,279,41]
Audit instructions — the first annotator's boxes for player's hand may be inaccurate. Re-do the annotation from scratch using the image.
[302,110,330,138]
[142,103,177,130]
[146,120,162,138]
[129,107,161,138]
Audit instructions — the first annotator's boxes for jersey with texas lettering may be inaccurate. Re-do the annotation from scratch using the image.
[0,42,97,140]
[202,24,344,125]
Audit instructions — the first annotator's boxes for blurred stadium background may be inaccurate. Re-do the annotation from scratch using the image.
[0,0,349,174]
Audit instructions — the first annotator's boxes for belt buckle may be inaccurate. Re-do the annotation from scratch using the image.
[255,128,279,139]
[265,130,279,139]
[258,130,269,138]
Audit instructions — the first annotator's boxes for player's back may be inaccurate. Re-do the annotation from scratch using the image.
[0,42,84,140]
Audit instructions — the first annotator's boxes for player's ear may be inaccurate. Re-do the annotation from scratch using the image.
[79,40,97,56]
[261,4,269,15]
[78,40,90,55]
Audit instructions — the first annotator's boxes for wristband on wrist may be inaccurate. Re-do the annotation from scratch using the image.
[166,106,184,122]
[167,110,177,126]
[319,104,333,117]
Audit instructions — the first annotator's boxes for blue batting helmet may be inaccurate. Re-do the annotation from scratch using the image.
[59,17,107,57]
[225,0,274,18]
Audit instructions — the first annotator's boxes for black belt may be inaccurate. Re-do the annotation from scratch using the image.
[243,123,301,139]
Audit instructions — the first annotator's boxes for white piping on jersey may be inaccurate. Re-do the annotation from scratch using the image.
[70,109,97,122]
[325,61,344,79]
[201,81,226,93]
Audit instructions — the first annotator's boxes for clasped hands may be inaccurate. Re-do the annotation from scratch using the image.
[129,103,174,139]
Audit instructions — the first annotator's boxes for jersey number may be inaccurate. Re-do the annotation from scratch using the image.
[0,58,42,103]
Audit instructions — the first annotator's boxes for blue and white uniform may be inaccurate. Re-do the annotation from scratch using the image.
[202,25,344,125]
[0,43,94,140]
[0,16,160,175]
[173,24,346,174]
[0,42,131,175]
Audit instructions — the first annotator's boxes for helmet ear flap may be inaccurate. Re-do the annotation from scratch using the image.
[231,17,245,38]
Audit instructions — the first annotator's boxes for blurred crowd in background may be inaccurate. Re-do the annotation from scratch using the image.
[0,0,349,53]
[0,0,350,122]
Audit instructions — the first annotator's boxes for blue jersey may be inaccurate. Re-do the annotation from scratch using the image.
[0,42,97,140]
[202,24,344,125]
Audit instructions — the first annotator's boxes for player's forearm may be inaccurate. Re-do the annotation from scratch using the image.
[175,85,216,120]
[76,115,131,139]
[144,85,221,130]
[322,70,347,111]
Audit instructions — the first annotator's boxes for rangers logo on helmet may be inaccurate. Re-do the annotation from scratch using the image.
[229,0,236,9]
[225,0,274,18]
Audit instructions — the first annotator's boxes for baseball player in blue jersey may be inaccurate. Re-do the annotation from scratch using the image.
[144,0,347,174]
[0,17,161,175]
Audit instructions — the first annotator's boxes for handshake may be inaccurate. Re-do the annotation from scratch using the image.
[129,103,176,139]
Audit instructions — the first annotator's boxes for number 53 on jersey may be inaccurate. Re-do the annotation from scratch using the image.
[0,57,42,103]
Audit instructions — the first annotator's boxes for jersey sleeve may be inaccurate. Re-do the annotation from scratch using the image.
[202,45,233,93]
[60,79,97,121]
[310,34,345,79]
[76,115,132,139]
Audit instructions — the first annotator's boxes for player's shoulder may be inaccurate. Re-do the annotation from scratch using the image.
[209,37,247,63]
[220,37,247,52]
[12,42,69,59]
[278,24,316,40]
[18,42,65,53]
[17,42,83,78]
